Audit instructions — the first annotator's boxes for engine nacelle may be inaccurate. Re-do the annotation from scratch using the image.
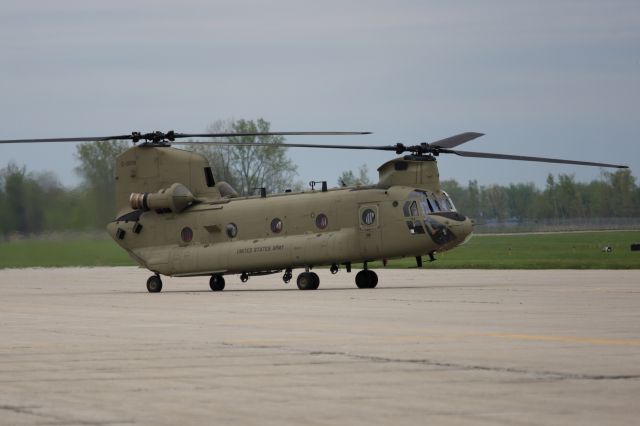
[129,183,195,213]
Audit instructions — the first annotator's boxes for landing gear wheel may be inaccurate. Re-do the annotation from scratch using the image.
[146,275,163,293]
[297,272,320,290]
[209,274,225,291]
[355,270,378,289]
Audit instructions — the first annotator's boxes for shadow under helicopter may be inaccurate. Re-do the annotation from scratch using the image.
[130,283,496,295]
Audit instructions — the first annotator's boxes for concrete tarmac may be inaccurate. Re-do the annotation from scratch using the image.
[0,267,639,425]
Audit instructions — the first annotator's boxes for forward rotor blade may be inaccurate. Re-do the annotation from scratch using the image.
[431,132,484,148]
[448,149,628,169]
[176,140,398,151]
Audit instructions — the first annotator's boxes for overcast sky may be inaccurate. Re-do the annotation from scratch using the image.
[1,0,638,189]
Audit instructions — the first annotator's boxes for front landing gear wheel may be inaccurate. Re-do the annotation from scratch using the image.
[283,268,293,284]
[297,272,320,290]
[209,274,225,291]
[146,275,163,293]
[355,270,378,289]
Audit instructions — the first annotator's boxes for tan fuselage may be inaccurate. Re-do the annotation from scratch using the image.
[107,146,472,277]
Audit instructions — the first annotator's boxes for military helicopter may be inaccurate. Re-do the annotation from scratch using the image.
[1,130,627,292]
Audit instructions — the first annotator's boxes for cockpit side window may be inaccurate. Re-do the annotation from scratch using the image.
[403,201,411,217]
[410,201,419,216]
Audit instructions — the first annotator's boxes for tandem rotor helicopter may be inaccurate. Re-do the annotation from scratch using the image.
[1,130,628,292]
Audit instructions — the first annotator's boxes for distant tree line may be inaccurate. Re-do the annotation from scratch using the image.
[1,116,638,236]
[0,163,96,235]
[441,170,640,223]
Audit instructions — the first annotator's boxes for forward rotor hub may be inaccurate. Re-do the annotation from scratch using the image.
[395,142,441,156]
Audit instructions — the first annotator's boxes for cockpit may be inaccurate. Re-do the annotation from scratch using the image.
[401,190,460,245]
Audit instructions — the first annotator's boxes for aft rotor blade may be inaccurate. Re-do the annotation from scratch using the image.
[431,132,484,149]
[448,149,629,169]
[174,131,371,138]
[0,135,132,144]
[0,131,371,144]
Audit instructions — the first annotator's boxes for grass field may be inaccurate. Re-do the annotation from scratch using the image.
[0,238,133,269]
[372,230,640,269]
[0,231,639,269]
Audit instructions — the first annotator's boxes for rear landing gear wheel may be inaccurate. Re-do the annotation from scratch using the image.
[146,275,163,293]
[209,274,225,291]
[355,270,378,289]
[297,272,320,290]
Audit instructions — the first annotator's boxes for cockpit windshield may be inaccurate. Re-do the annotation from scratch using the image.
[406,190,456,216]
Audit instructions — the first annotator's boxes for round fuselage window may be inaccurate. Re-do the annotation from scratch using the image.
[271,218,283,233]
[226,223,238,238]
[362,209,376,226]
[315,213,328,229]
[181,227,193,242]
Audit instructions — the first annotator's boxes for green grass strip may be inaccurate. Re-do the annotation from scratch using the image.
[0,231,639,269]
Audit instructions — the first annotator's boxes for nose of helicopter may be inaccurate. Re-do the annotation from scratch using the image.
[455,215,474,245]
[425,213,474,251]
